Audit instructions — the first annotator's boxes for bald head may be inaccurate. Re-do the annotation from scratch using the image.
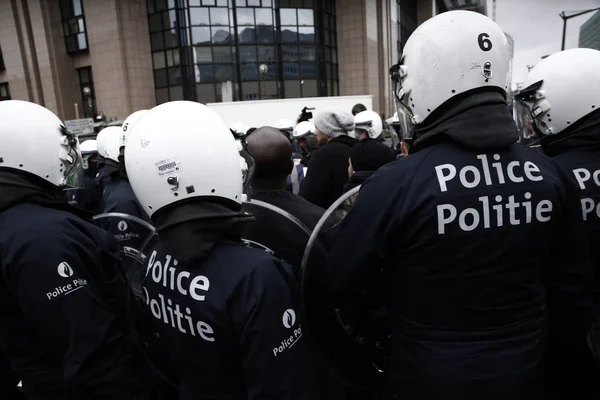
[246,126,293,188]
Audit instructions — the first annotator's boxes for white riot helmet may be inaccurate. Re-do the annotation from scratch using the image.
[293,121,315,140]
[120,110,149,149]
[126,101,244,219]
[80,139,97,170]
[96,126,121,159]
[354,110,383,140]
[104,130,121,163]
[390,11,511,138]
[0,100,82,187]
[275,119,294,133]
[516,48,600,137]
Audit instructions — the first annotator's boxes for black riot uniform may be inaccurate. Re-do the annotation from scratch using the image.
[142,209,319,400]
[326,91,594,400]
[0,176,156,399]
[539,109,600,399]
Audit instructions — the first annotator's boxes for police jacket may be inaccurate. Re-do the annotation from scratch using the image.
[326,91,594,400]
[0,176,155,399]
[244,190,326,278]
[540,109,600,399]
[144,203,319,400]
[299,135,357,209]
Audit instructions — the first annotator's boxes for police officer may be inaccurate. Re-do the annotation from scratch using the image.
[324,12,593,400]
[125,101,319,399]
[95,126,120,193]
[354,110,383,142]
[0,100,156,399]
[517,48,600,399]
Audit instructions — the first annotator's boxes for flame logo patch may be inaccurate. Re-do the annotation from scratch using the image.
[282,309,296,329]
[118,221,128,232]
[57,262,74,278]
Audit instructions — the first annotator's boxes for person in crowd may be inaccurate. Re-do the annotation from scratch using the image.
[292,121,317,167]
[65,138,102,213]
[516,47,600,399]
[354,110,384,141]
[299,108,357,209]
[325,11,593,400]
[0,100,159,399]
[245,126,328,275]
[344,138,396,193]
[125,101,319,400]
[352,103,367,116]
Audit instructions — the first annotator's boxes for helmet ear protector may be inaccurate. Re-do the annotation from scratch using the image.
[231,128,257,194]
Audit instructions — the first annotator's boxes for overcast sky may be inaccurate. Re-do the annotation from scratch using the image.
[490,0,600,89]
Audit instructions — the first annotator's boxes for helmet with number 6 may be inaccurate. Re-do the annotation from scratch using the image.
[126,101,244,219]
[390,11,511,135]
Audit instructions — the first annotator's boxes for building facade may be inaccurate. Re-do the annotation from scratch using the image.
[579,10,600,51]
[0,0,484,122]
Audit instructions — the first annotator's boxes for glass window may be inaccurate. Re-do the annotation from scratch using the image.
[77,33,87,49]
[262,62,277,80]
[240,46,257,62]
[79,67,90,84]
[237,8,254,25]
[217,0,228,5]
[213,46,232,62]
[214,64,234,82]
[283,62,299,79]
[162,10,177,30]
[212,27,231,43]
[236,0,246,5]
[255,26,273,43]
[149,13,162,32]
[242,81,259,100]
[263,0,272,5]
[255,8,272,25]
[192,27,211,44]
[216,81,235,102]
[169,86,184,100]
[302,79,318,97]
[281,26,298,43]
[164,31,179,48]
[189,0,201,5]
[166,49,181,66]
[289,0,302,6]
[241,63,258,81]
[197,83,216,103]
[153,52,166,69]
[247,0,260,5]
[168,0,175,8]
[237,27,255,43]
[155,0,167,11]
[210,7,228,25]
[154,69,168,87]
[0,83,10,100]
[299,46,317,61]
[298,27,314,42]
[284,80,301,98]
[300,62,316,79]
[151,32,165,51]
[203,0,216,5]
[257,45,274,62]
[197,64,214,82]
[282,45,299,61]
[72,0,83,15]
[262,81,278,99]
[156,88,169,104]
[333,80,338,96]
[190,7,209,25]
[279,9,297,25]
[332,48,337,63]
[304,0,313,7]
[195,46,213,63]
[297,9,313,26]
[168,67,183,85]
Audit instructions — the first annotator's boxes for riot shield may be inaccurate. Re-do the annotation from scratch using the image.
[300,185,389,390]
[92,212,155,280]
[242,199,314,280]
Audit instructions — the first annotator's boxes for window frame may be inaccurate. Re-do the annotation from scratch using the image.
[60,0,89,54]
[0,82,11,101]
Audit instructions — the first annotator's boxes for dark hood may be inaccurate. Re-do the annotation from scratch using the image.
[0,169,92,219]
[411,89,518,153]
[95,159,122,189]
[154,198,254,264]
[328,135,357,148]
[540,108,600,157]
[343,171,373,193]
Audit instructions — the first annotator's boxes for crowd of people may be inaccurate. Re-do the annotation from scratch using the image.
[1,9,600,400]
